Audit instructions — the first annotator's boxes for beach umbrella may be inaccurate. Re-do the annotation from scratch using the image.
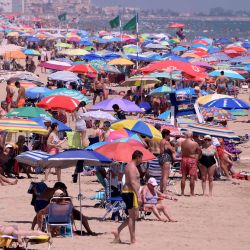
[192,61,214,70]
[111,119,162,140]
[47,149,113,235]
[108,58,134,66]
[149,85,174,96]
[6,106,52,119]
[14,81,37,89]
[140,60,206,78]
[90,61,121,74]
[95,142,155,162]
[203,98,250,110]
[145,43,167,49]
[0,44,23,55]
[0,118,47,134]
[27,37,41,42]
[23,49,40,56]
[67,64,97,74]
[172,46,188,52]
[81,110,117,121]
[158,110,171,120]
[90,98,142,113]
[200,107,235,121]
[209,70,245,80]
[197,94,233,105]
[37,95,80,112]
[61,48,89,56]
[121,76,160,87]
[168,23,185,28]
[25,87,51,99]
[40,60,71,71]
[187,123,238,139]
[228,109,248,116]
[31,117,72,132]
[176,87,207,97]
[48,71,79,82]
[55,43,72,48]
[148,72,182,80]
[4,50,26,59]
[8,72,43,85]
[107,129,143,144]
[44,88,89,103]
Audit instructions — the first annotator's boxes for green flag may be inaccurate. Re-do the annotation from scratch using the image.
[123,15,137,31]
[58,12,67,22]
[109,15,120,29]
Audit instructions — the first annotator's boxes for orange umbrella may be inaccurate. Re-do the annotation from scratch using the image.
[67,64,97,74]
[95,142,155,162]
[168,23,185,28]
[4,50,26,59]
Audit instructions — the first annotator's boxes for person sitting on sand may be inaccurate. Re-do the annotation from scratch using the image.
[0,224,47,247]
[141,177,177,222]
[0,173,17,186]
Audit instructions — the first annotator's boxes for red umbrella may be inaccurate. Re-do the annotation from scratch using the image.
[168,23,185,28]
[140,60,206,78]
[95,142,155,162]
[37,95,80,112]
[67,64,97,74]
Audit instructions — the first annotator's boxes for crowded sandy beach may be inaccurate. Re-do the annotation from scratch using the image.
[0,11,250,250]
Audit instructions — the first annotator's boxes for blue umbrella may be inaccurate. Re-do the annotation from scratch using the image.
[31,117,72,132]
[149,85,175,96]
[209,70,245,80]
[25,87,51,99]
[79,40,93,46]
[23,49,40,56]
[27,37,41,42]
[203,98,250,110]
[158,110,171,120]
[176,88,207,97]
[172,46,188,52]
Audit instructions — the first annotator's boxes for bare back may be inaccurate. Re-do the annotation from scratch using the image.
[181,138,201,159]
[18,87,25,99]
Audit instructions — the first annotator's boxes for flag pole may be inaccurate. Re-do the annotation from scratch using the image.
[136,13,139,69]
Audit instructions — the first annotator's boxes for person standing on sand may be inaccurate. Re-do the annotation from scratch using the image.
[215,71,229,94]
[15,81,26,107]
[113,150,143,244]
[5,80,15,112]
[181,132,202,196]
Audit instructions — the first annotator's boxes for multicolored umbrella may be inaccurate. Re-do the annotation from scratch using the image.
[203,98,250,110]
[0,118,47,134]
[37,95,80,112]
[200,107,235,121]
[228,109,248,116]
[187,123,238,139]
[111,119,162,140]
[44,88,89,103]
[121,76,160,87]
[107,129,143,144]
[197,94,233,105]
[6,106,51,119]
[95,142,155,162]
[90,98,142,113]
[40,60,71,71]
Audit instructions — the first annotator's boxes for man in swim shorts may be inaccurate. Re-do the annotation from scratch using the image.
[181,132,202,196]
[113,150,143,244]
[15,81,26,107]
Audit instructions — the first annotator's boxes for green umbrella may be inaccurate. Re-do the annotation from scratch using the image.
[90,60,121,74]
[44,88,90,104]
[6,106,52,119]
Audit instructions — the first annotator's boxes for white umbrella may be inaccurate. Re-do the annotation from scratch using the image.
[82,110,117,121]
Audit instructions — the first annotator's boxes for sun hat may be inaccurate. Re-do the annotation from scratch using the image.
[148,177,158,186]
[53,189,65,197]
[204,135,212,140]
[43,117,52,122]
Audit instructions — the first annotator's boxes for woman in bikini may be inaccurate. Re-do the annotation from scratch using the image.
[159,129,176,193]
[199,135,220,196]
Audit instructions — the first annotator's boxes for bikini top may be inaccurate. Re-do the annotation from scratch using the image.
[145,191,158,204]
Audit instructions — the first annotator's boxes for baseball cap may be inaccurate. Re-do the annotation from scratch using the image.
[148,177,158,186]
[204,135,212,140]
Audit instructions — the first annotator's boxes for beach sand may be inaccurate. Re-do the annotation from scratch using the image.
[0,69,250,250]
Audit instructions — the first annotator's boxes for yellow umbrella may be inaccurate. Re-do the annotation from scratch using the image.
[55,43,72,48]
[121,76,160,86]
[108,58,134,66]
[7,31,19,37]
[197,94,234,105]
[60,48,89,56]
[4,50,26,59]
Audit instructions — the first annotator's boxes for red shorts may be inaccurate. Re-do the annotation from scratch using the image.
[6,95,13,104]
[181,157,198,177]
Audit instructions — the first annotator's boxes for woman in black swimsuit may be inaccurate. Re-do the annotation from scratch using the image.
[199,135,220,196]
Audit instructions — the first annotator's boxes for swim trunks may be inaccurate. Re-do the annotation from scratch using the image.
[181,157,198,177]
[5,95,13,104]
[121,189,138,209]
[158,153,172,165]
[17,98,25,107]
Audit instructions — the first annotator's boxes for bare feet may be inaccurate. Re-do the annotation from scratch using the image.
[112,231,121,244]
[11,179,18,185]
[169,219,177,222]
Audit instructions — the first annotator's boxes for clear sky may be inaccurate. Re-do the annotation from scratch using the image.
[93,0,250,12]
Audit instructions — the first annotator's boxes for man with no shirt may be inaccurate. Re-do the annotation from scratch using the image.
[181,132,202,196]
[15,81,26,107]
[113,150,143,244]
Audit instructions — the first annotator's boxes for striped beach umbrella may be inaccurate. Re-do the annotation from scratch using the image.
[203,98,250,110]
[0,118,47,134]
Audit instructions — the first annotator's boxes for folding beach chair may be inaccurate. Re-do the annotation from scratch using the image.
[101,178,126,221]
[45,197,74,238]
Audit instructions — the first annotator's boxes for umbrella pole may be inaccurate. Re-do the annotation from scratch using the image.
[78,172,83,236]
